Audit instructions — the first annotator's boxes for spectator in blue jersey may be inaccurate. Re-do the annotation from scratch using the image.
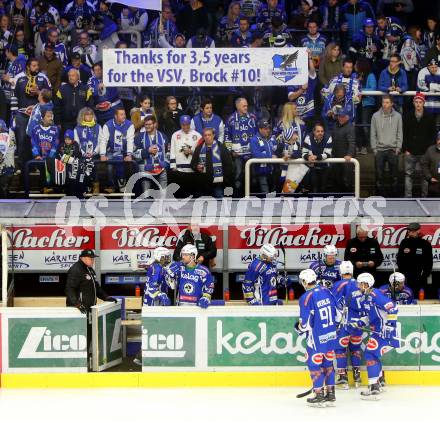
[288,50,317,130]
[186,27,215,48]
[320,0,342,33]
[31,108,59,193]
[340,0,375,48]
[274,102,306,141]
[302,122,333,194]
[378,53,408,113]
[379,272,414,305]
[322,83,354,130]
[88,61,122,125]
[143,5,178,48]
[217,1,241,45]
[417,59,440,120]
[301,20,327,69]
[349,18,381,66]
[191,127,233,198]
[230,16,253,47]
[26,88,53,138]
[2,43,26,112]
[99,108,135,193]
[256,0,286,32]
[355,57,377,154]
[191,98,225,144]
[224,97,257,197]
[400,26,427,90]
[74,107,102,194]
[44,28,68,66]
[134,115,169,193]
[64,0,95,35]
[250,120,277,195]
[14,57,51,168]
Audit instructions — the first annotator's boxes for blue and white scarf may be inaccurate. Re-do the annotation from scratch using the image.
[199,141,223,183]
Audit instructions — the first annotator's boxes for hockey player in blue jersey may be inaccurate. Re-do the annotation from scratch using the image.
[379,272,414,305]
[167,244,214,308]
[354,273,399,400]
[309,245,342,288]
[331,261,365,389]
[242,243,280,305]
[143,247,172,307]
[296,268,339,407]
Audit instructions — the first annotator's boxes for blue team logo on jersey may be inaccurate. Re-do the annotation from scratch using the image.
[272,51,300,83]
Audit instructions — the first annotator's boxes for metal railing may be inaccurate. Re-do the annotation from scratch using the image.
[244,158,361,198]
[361,90,440,96]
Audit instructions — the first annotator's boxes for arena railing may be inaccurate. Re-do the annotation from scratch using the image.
[244,158,361,198]
[361,90,440,96]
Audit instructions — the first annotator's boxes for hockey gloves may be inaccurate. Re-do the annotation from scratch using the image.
[248,297,262,305]
[158,293,171,306]
[198,297,210,309]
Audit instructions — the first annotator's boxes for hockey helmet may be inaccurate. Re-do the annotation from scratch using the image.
[260,243,278,260]
[323,244,338,257]
[181,244,198,258]
[389,272,405,285]
[357,272,375,288]
[153,247,171,264]
[340,260,354,275]
[299,268,317,286]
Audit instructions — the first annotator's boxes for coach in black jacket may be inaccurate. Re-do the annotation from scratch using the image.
[65,249,116,312]
[344,226,384,278]
[173,224,217,268]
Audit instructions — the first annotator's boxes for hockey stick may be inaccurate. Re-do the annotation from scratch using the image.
[279,245,288,304]
[296,388,313,398]
[390,258,397,302]
[357,325,422,349]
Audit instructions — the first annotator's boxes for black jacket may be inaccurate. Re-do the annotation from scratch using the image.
[344,236,384,277]
[397,236,433,288]
[173,229,217,268]
[54,82,92,128]
[65,260,109,310]
[190,141,233,187]
[331,121,356,158]
[402,111,436,155]
[159,109,184,140]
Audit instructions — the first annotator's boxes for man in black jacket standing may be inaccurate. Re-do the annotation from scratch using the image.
[402,93,436,197]
[344,226,384,279]
[65,249,116,352]
[173,223,217,269]
[397,223,433,295]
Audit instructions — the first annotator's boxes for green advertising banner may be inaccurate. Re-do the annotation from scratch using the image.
[92,302,122,372]
[1,308,87,373]
[142,306,440,372]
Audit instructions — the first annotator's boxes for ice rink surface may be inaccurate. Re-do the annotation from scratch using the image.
[0,386,438,421]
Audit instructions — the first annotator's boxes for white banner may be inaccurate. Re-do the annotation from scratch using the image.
[103,48,309,87]
[107,0,162,11]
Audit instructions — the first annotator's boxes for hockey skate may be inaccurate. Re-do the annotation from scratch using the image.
[353,367,361,388]
[336,372,349,390]
[325,386,336,407]
[306,390,326,408]
[379,373,386,392]
[360,383,381,401]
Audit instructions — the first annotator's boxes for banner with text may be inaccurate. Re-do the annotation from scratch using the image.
[228,224,350,270]
[103,48,309,87]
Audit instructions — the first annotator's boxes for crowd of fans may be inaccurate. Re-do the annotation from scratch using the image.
[0,0,439,198]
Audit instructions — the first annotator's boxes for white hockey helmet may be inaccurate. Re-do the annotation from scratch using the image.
[153,247,171,263]
[181,244,198,259]
[340,260,354,275]
[323,245,338,257]
[389,272,405,285]
[260,243,278,260]
[299,269,317,286]
[357,272,375,288]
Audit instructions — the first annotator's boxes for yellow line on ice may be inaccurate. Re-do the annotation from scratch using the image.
[1,371,440,388]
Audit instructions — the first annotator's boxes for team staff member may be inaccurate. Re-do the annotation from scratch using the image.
[173,223,217,269]
[344,226,384,278]
[397,223,433,294]
[65,249,117,353]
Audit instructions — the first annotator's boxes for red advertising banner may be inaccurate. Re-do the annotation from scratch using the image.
[228,224,350,270]
[365,224,440,269]
[100,225,224,271]
[7,226,96,271]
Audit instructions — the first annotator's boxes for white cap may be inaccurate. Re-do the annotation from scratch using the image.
[389,272,405,285]
[260,243,278,260]
[299,268,317,285]
[340,260,354,275]
[357,272,375,287]
[323,244,338,257]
